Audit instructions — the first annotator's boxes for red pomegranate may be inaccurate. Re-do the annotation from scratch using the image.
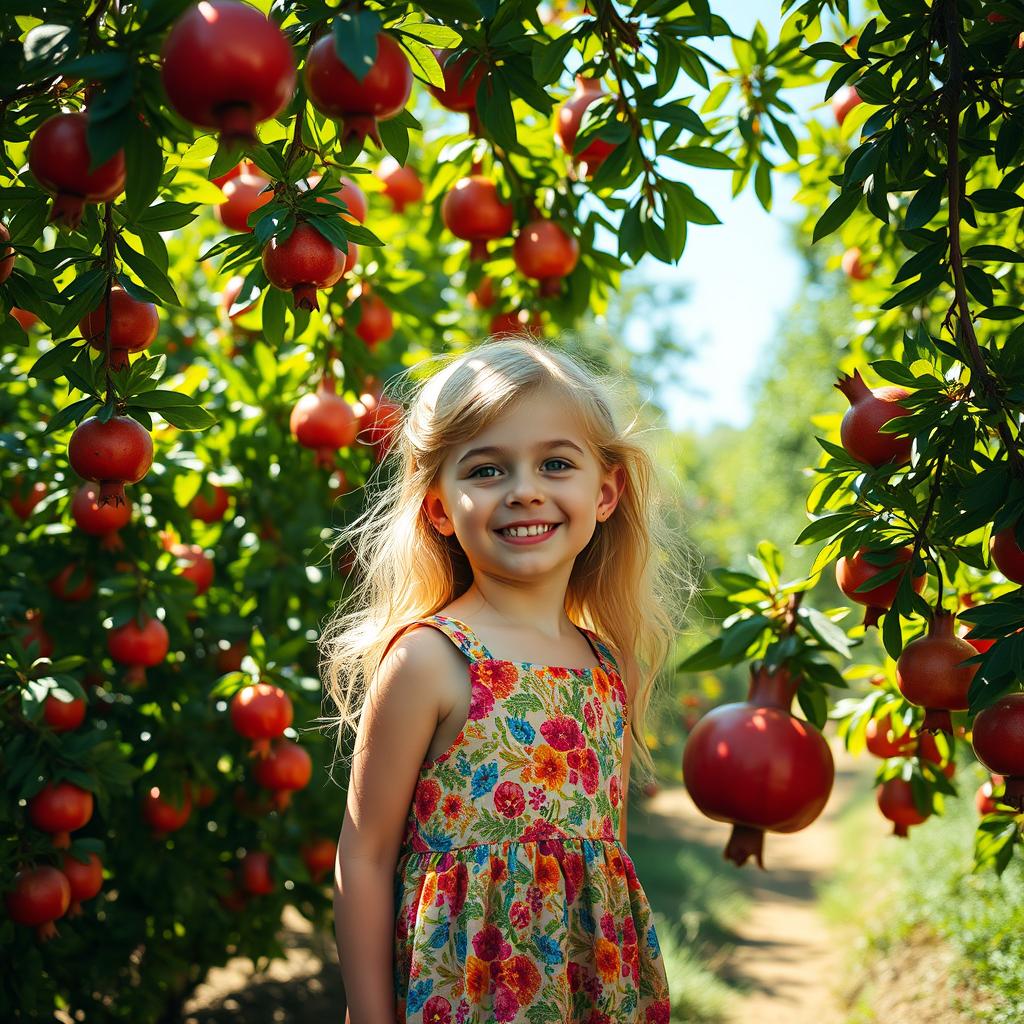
[972,692,1024,810]
[239,851,274,895]
[10,307,39,331]
[191,781,217,808]
[841,246,869,280]
[190,481,231,522]
[142,785,192,834]
[27,112,126,229]
[161,0,296,143]
[864,713,914,758]
[916,730,956,780]
[9,476,47,520]
[441,176,514,260]
[359,394,403,457]
[555,76,618,177]
[428,49,484,124]
[304,33,413,146]
[290,374,358,469]
[990,524,1024,584]
[5,865,71,940]
[263,222,347,311]
[15,609,55,660]
[349,287,394,347]
[378,158,423,213]
[42,693,87,732]
[230,682,294,756]
[71,482,131,544]
[28,781,94,848]
[489,309,542,337]
[896,612,978,735]
[215,638,248,674]
[681,664,834,868]
[169,542,214,595]
[976,775,1006,816]
[79,288,160,370]
[217,172,273,233]
[832,84,862,126]
[107,614,170,687]
[301,173,369,223]
[301,838,337,883]
[328,470,350,501]
[0,222,14,283]
[468,275,497,310]
[835,368,913,467]
[513,219,581,296]
[835,546,926,628]
[68,415,153,507]
[61,852,103,916]
[253,739,312,808]
[210,159,254,189]
[876,777,929,837]
[48,563,93,606]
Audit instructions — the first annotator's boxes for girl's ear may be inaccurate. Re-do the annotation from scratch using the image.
[597,464,626,521]
[422,492,455,536]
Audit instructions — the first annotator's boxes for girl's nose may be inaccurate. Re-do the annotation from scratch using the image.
[505,473,545,505]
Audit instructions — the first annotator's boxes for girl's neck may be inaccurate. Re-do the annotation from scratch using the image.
[450,580,577,641]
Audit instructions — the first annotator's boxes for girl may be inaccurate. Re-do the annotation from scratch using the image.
[322,337,684,1024]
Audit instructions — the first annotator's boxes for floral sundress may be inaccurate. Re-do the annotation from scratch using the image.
[392,614,672,1024]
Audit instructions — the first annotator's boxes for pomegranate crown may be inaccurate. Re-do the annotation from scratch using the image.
[834,368,871,404]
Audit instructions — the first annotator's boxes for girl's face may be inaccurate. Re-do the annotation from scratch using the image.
[423,386,624,585]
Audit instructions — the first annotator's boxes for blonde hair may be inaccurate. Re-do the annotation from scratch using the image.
[318,336,692,784]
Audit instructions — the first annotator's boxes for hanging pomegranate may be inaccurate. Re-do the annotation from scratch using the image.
[5,866,72,941]
[990,524,1024,583]
[189,480,231,522]
[61,852,103,917]
[42,693,87,732]
[253,739,313,809]
[142,785,192,835]
[217,172,274,233]
[348,286,394,347]
[428,49,484,132]
[864,713,914,758]
[15,610,55,660]
[916,731,956,779]
[71,482,131,547]
[976,774,1005,816]
[27,111,126,229]
[230,682,294,757]
[832,84,862,126]
[79,287,160,370]
[0,222,14,283]
[876,777,930,837]
[28,781,94,848]
[301,838,337,883]
[489,309,543,337]
[513,219,581,296]
[468,275,497,310]
[68,415,153,507]
[210,159,254,189]
[835,368,913,467]
[971,693,1024,809]
[191,781,217,808]
[834,546,925,627]
[10,307,38,331]
[681,663,834,868]
[359,393,404,459]
[161,0,295,144]
[896,612,978,735]
[215,638,248,674]
[107,614,170,686]
[555,76,618,177]
[290,374,359,469]
[9,476,47,520]
[304,32,413,146]
[841,246,869,280]
[239,851,274,895]
[377,158,423,213]
[441,175,515,260]
[263,222,348,311]
[48,563,93,604]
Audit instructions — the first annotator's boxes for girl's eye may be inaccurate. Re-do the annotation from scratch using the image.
[544,458,573,471]
[468,465,500,479]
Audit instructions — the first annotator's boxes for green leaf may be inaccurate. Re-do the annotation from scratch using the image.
[719,614,772,659]
[395,21,461,48]
[970,188,1024,212]
[798,607,852,657]
[116,237,180,305]
[378,117,411,166]
[663,146,738,170]
[262,285,287,347]
[475,71,518,150]
[123,126,165,223]
[43,397,98,436]
[904,176,944,230]
[332,10,382,83]
[796,685,828,730]
[533,33,574,86]
[400,36,444,89]
[812,188,861,243]
[881,608,903,660]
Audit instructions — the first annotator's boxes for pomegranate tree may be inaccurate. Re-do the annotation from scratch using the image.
[513,219,581,296]
[682,664,834,867]
[441,175,514,260]
[68,415,154,507]
[5,866,72,940]
[289,375,359,469]
[79,288,160,370]
[263,222,348,311]
[835,546,926,627]
[972,693,1024,809]
[161,0,296,143]
[834,369,913,467]
[230,682,294,757]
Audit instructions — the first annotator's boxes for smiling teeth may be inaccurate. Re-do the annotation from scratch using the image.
[501,524,556,537]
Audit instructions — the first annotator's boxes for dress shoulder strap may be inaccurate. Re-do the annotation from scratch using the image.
[415,613,495,663]
[578,626,622,677]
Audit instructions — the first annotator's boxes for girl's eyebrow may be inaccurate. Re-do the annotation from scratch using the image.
[456,439,585,466]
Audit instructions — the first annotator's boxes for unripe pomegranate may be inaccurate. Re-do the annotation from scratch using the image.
[61,852,103,916]
[304,33,413,146]
[9,476,47,520]
[835,546,925,628]
[864,713,914,758]
[377,158,423,213]
[301,173,369,224]
[555,76,618,177]
[28,781,94,848]
[301,838,337,883]
[832,84,862,126]
[442,176,515,260]
[896,612,978,735]
[161,0,296,144]
[79,288,160,370]
[263,222,348,311]
[253,739,312,809]
[513,219,581,296]
[217,172,273,234]
[972,693,1024,810]
[428,49,484,117]
[239,851,274,895]
[27,112,126,229]
[42,693,87,732]
[5,865,71,940]
[230,682,293,757]
[68,415,153,507]
[10,307,39,331]
[0,222,14,283]
[190,481,231,522]
[290,375,358,469]
[349,287,394,347]
[71,482,131,543]
[142,785,192,835]
[835,369,913,467]
[990,524,1024,584]
[682,664,834,868]
[876,777,929,837]
[841,246,869,280]
[107,614,170,687]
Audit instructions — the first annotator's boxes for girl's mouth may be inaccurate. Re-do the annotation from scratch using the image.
[495,523,560,544]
